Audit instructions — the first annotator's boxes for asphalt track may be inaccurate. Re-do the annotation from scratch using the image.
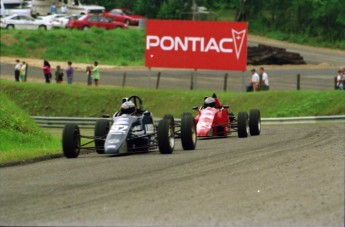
[0,124,344,226]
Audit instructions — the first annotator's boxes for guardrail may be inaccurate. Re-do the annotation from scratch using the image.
[32,115,345,129]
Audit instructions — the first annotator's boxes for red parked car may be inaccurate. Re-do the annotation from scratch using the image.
[66,14,128,30]
[103,8,144,26]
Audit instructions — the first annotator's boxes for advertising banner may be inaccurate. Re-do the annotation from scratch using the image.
[145,20,248,71]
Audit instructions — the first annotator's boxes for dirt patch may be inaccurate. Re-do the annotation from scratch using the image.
[0,34,18,45]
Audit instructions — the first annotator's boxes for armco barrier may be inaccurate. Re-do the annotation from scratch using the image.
[32,115,345,129]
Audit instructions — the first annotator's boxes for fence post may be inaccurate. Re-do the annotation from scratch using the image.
[24,63,28,82]
[223,73,228,92]
[156,72,161,89]
[190,72,194,90]
[297,73,300,90]
[122,72,126,88]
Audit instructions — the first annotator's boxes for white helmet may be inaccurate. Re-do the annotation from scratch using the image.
[121,101,136,114]
[204,97,216,107]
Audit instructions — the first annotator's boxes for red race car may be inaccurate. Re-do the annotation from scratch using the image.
[193,93,261,138]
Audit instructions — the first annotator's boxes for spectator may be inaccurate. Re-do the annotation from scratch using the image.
[336,69,344,90]
[19,61,27,82]
[14,59,21,82]
[246,69,259,92]
[259,67,270,91]
[55,65,64,83]
[86,66,93,85]
[60,4,67,14]
[92,61,100,86]
[66,61,74,84]
[42,60,51,83]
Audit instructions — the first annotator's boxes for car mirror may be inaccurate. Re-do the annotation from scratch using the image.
[192,106,198,110]
[223,105,229,109]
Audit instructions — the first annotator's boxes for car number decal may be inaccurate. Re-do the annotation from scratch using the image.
[110,125,128,134]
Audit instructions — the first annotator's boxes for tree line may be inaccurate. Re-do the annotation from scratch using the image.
[83,0,344,42]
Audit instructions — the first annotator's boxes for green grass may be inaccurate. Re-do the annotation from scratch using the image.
[0,28,146,66]
[2,79,344,118]
[1,79,344,164]
[0,91,61,163]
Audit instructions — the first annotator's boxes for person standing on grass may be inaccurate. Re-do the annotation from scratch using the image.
[42,60,51,83]
[259,67,270,91]
[92,61,100,86]
[14,59,21,82]
[19,61,27,82]
[66,61,74,84]
[246,69,259,92]
[86,66,93,85]
[55,65,64,84]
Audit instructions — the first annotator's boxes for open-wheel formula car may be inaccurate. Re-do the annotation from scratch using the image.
[62,96,197,158]
[193,93,261,138]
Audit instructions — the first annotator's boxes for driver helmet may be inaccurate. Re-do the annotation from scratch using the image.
[121,101,136,115]
[204,97,216,108]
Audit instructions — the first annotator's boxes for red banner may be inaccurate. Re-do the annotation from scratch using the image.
[145,20,248,71]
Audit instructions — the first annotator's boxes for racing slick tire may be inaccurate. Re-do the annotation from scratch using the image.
[94,119,110,154]
[62,123,81,158]
[237,111,249,138]
[163,114,175,132]
[249,109,261,136]
[157,119,175,154]
[181,113,197,150]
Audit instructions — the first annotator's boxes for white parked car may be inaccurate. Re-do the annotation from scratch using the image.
[50,14,81,28]
[0,14,52,30]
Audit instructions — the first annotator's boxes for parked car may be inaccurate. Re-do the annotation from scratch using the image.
[50,14,81,28]
[0,14,52,30]
[103,8,144,26]
[66,14,128,30]
[0,0,31,17]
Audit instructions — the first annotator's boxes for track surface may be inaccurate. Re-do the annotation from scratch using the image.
[0,124,344,226]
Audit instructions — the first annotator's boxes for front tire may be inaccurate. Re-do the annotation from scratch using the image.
[181,112,197,150]
[82,25,89,30]
[237,112,249,138]
[62,124,80,158]
[157,119,175,154]
[94,119,110,154]
[249,109,261,136]
[163,114,175,132]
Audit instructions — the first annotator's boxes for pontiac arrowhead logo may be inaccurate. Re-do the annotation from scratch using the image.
[232,29,246,59]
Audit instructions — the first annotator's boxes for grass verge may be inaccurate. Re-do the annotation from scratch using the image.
[0,92,60,163]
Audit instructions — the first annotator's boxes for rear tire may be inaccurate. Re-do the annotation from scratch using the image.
[181,113,197,150]
[249,109,261,136]
[38,25,47,30]
[157,119,175,154]
[237,112,249,138]
[82,25,89,30]
[94,119,110,154]
[6,24,14,29]
[62,124,80,158]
